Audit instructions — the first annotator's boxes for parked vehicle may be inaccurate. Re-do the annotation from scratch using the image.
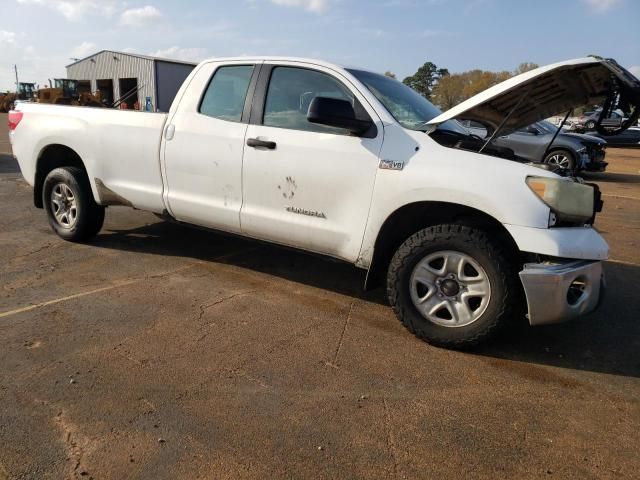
[9,56,640,348]
[590,126,640,147]
[569,108,626,132]
[501,121,607,171]
[459,119,608,172]
[0,82,36,112]
[37,79,103,107]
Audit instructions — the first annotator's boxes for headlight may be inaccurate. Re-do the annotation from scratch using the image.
[526,176,594,225]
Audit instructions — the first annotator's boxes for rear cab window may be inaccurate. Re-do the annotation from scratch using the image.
[199,65,254,122]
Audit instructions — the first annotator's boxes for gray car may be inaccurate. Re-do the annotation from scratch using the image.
[569,108,625,131]
[461,120,607,172]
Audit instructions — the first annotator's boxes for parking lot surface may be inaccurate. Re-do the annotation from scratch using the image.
[1,114,639,479]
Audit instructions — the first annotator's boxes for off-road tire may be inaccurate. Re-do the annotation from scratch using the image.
[387,224,520,349]
[43,167,105,242]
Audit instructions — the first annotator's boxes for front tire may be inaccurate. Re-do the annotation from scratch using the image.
[43,167,105,242]
[544,149,576,172]
[387,225,519,348]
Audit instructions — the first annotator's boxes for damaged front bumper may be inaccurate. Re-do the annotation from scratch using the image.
[519,260,604,326]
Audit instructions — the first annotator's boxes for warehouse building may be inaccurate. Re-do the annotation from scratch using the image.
[66,50,198,111]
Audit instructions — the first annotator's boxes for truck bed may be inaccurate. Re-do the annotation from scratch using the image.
[11,103,169,212]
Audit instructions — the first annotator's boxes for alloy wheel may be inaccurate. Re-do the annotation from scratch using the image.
[50,183,78,229]
[409,250,491,327]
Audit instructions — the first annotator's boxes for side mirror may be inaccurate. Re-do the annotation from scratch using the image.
[307,96,373,135]
[526,126,539,135]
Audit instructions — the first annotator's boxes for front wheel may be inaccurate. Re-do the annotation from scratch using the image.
[544,149,576,172]
[387,225,520,348]
[43,167,105,242]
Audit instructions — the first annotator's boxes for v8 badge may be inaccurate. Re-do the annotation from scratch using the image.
[379,159,405,171]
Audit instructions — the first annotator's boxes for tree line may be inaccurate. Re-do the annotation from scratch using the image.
[385,61,540,110]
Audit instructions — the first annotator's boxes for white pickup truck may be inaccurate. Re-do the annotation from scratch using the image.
[9,56,640,347]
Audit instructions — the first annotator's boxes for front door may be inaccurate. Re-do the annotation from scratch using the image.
[494,127,548,162]
[241,63,384,262]
[163,62,258,233]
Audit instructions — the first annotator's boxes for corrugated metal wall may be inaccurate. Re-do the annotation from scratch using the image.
[66,51,156,109]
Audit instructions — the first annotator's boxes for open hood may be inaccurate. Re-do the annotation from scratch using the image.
[427,57,640,136]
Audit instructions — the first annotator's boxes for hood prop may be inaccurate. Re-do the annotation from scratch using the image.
[478,86,532,154]
[542,108,573,161]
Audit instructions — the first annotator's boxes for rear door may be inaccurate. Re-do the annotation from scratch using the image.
[240,62,384,262]
[163,61,260,233]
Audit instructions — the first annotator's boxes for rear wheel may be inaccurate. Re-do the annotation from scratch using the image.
[387,225,519,348]
[585,120,596,130]
[43,167,105,242]
[544,149,576,172]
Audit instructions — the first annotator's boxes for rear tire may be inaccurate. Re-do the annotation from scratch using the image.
[387,224,519,348]
[43,167,105,242]
[585,120,596,130]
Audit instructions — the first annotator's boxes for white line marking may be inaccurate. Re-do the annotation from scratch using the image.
[0,245,262,320]
[602,194,640,201]
[0,279,139,319]
[607,258,640,267]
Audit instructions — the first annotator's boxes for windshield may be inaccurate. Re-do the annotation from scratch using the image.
[347,68,444,130]
[536,120,558,134]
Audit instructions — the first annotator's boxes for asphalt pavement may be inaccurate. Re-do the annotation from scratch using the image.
[1,114,639,479]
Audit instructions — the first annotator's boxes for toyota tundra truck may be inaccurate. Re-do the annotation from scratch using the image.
[8,56,640,348]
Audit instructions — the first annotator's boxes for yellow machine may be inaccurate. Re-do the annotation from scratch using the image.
[0,82,36,112]
[37,79,103,107]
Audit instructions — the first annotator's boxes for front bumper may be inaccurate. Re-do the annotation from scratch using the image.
[519,260,604,326]
[582,147,607,172]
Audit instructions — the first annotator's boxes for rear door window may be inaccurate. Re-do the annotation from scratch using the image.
[200,65,254,122]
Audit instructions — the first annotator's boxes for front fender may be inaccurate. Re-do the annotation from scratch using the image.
[358,127,556,268]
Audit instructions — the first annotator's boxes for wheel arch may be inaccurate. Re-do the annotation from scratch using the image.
[364,201,521,290]
[34,144,89,208]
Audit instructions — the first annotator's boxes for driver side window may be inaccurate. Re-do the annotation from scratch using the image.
[263,67,355,134]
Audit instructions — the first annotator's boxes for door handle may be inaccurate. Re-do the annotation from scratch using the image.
[165,123,175,141]
[246,138,276,149]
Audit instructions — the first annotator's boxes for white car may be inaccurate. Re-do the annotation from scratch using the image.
[9,56,640,348]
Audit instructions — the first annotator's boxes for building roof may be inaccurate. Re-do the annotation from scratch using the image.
[66,50,198,68]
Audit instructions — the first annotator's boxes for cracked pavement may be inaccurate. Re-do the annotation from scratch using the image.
[1,115,639,479]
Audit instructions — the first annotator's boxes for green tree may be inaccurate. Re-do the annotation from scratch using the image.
[402,62,449,100]
[432,69,511,109]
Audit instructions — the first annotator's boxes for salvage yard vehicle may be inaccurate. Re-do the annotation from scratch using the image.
[37,79,103,107]
[460,119,608,172]
[591,126,640,148]
[0,82,36,112]
[8,56,640,348]
[569,108,625,132]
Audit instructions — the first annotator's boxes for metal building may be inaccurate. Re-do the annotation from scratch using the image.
[66,50,197,111]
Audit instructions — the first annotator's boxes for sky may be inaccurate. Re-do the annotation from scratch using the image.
[0,0,639,91]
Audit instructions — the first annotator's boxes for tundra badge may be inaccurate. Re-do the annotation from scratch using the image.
[286,206,327,219]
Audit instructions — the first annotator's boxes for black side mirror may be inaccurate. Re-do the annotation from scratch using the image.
[526,126,539,135]
[307,96,373,135]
